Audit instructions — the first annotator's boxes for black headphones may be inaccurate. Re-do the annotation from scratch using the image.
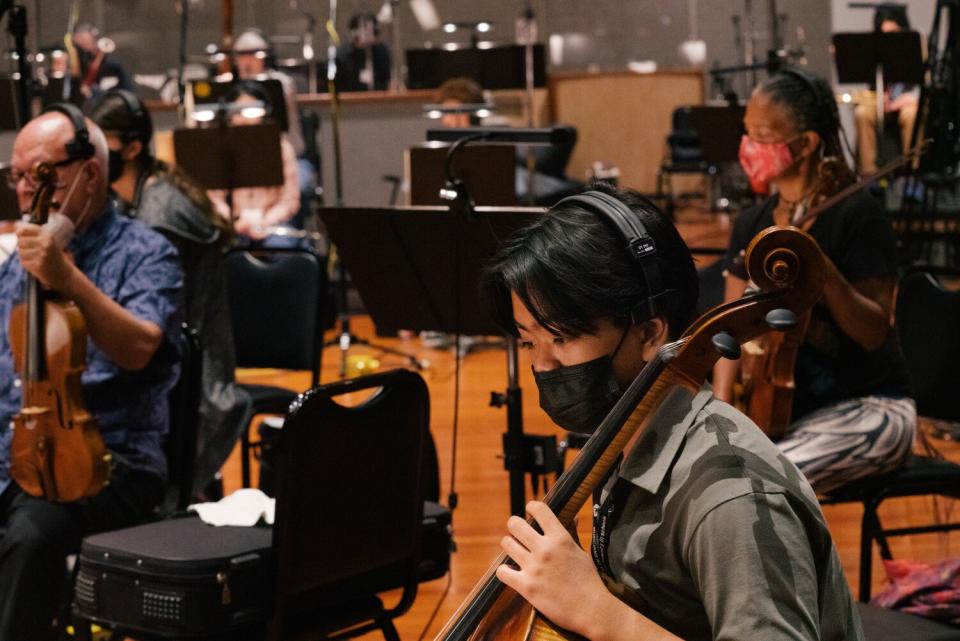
[553,190,678,324]
[777,66,839,135]
[109,88,151,144]
[42,102,96,161]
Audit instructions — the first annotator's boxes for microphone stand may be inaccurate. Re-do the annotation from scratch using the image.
[177,0,189,107]
[442,134,549,517]
[291,0,318,95]
[324,0,422,377]
[2,0,33,127]
[521,3,537,205]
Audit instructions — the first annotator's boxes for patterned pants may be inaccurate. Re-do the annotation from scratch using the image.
[778,396,917,494]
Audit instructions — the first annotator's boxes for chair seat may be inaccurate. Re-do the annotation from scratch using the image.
[239,383,299,415]
[857,603,960,641]
[822,456,960,503]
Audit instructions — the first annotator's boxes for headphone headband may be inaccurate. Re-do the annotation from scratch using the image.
[554,190,678,324]
[42,102,96,161]
[777,66,838,134]
[108,88,151,143]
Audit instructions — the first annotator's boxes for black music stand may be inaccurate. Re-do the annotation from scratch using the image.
[690,105,746,164]
[407,143,517,206]
[172,122,283,223]
[0,166,18,219]
[318,205,550,516]
[405,44,546,90]
[832,31,924,137]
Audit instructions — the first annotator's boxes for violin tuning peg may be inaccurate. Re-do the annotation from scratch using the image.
[711,332,741,360]
[765,308,798,331]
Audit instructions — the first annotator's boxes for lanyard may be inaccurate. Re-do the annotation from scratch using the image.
[591,467,625,576]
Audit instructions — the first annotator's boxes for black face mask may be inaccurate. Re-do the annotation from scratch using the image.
[533,356,621,434]
[532,328,630,435]
[107,149,124,183]
[77,48,94,70]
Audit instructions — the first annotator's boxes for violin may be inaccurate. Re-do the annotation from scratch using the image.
[433,226,826,641]
[8,162,111,502]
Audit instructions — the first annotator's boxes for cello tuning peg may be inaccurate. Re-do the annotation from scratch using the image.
[711,332,741,360]
[765,308,798,331]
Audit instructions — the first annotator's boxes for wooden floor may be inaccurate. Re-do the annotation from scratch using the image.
[221,209,960,641]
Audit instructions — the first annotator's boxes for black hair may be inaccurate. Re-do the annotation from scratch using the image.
[482,183,699,341]
[227,80,274,118]
[874,5,910,32]
[756,68,846,160]
[349,12,380,35]
[84,91,233,246]
[84,90,153,165]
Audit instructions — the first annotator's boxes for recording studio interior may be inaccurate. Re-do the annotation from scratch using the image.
[1,1,960,640]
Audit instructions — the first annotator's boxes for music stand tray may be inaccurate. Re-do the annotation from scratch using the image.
[173,123,284,191]
[317,206,542,336]
[189,78,290,134]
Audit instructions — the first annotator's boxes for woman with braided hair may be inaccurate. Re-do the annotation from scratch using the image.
[714,68,915,493]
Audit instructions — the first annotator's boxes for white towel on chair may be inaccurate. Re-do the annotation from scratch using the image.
[188,488,276,527]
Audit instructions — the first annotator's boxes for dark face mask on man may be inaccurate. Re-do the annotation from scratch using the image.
[532,326,630,435]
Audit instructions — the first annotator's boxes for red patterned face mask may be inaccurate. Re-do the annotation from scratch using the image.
[738,135,796,195]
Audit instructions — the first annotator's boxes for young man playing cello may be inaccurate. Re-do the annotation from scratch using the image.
[480,184,862,640]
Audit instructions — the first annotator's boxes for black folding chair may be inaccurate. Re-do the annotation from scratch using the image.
[224,247,328,488]
[821,266,960,602]
[163,324,203,513]
[268,369,441,641]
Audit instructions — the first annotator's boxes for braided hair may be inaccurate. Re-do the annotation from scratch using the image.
[756,68,847,161]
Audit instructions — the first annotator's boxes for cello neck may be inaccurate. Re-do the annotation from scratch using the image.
[433,346,687,641]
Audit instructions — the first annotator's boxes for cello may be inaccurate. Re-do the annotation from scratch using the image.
[433,226,826,641]
[737,156,853,439]
[739,142,928,438]
[8,162,111,502]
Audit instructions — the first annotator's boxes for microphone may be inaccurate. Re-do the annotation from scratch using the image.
[426,126,573,146]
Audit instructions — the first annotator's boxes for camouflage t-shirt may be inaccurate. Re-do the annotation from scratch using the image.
[592,385,863,641]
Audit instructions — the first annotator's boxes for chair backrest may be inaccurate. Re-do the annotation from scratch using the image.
[271,369,428,628]
[895,266,960,422]
[225,248,326,385]
[164,323,203,512]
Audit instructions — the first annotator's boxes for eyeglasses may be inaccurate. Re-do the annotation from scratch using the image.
[6,157,84,191]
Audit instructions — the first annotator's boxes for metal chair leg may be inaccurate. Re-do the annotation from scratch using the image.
[380,618,401,641]
[241,428,251,488]
[859,497,882,602]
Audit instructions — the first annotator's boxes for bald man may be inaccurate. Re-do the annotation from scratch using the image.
[0,108,183,640]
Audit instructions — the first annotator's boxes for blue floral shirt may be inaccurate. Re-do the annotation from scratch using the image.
[0,203,183,493]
